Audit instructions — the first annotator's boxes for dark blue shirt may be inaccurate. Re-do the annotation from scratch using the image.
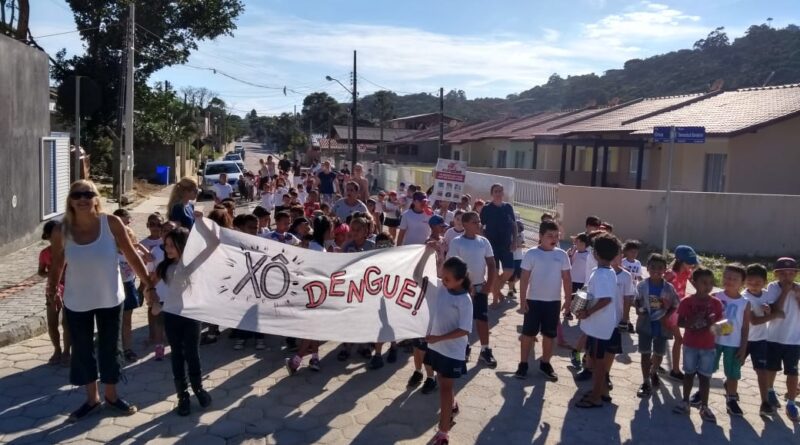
[317,171,337,195]
[170,202,195,229]
[480,202,515,249]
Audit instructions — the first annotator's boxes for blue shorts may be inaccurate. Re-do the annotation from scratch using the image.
[472,284,488,322]
[123,280,140,311]
[492,245,515,272]
[766,342,800,376]
[682,346,715,377]
[424,348,466,379]
[747,340,769,370]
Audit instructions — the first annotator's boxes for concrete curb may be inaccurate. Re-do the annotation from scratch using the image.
[0,308,47,348]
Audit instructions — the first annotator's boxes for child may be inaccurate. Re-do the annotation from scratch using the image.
[665,244,699,382]
[148,221,176,360]
[612,254,636,338]
[568,233,591,315]
[673,267,723,423]
[507,220,526,296]
[39,220,70,366]
[333,222,350,250]
[212,173,234,204]
[620,240,643,332]
[152,227,212,416]
[297,183,308,204]
[442,210,465,256]
[764,257,800,421]
[252,206,271,235]
[515,220,571,381]
[288,217,310,240]
[233,214,259,236]
[743,264,780,416]
[383,191,402,240]
[447,211,497,369]
[426,215,448,275]
[472,199,484,215]
[262,212,300,246]
[426,257,473,445]
[341,214,376,253]
[574,233,621,408]
[304,189,321,217]
[634,253,679,397]
[139,213,164,346]
[113,208,146,363]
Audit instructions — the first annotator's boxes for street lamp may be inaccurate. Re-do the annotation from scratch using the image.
[326,52,358,169]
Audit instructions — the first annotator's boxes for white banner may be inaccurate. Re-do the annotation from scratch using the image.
[163,218,438,342]
[432,158,468,203]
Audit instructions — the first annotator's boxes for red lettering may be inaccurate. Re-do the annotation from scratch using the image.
[382,275,400,300]
[396,279,419,310]
[303,281,327,308]
[364,266,383,294]
[347,279,366,303]
[329,271,346,297]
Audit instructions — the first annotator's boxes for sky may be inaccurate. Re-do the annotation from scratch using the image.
[28,0,798,116]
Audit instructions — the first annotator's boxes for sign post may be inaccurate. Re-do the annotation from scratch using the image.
[653,126,705,254]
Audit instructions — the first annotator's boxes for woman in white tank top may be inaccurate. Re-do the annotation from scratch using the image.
[46,180,155,423]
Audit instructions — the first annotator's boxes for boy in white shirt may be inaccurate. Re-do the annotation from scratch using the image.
[442,210,465,256]
[515,221,571,381]
[575,233,621,408]
[212,173,234,203]
[743,264,781,417]
[620,240,643,332]
[447,211,497,368]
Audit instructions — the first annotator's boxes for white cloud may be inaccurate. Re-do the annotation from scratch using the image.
[584,1,704,42]
[542,28,561,43]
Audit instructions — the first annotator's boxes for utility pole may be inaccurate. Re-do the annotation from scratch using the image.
[123,1,135,194]
[114,2,134,201]
[438,87,444,159]
[351,50,358,168]
[74,76,82,181]
[378,93,384,157]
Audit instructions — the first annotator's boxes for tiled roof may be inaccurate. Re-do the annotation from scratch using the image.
[510,108,611,140]
[332,125,419,142]
[387,113,463,123]
[627,84,800,136]
[443,117,518,144]
[456,112,568,142]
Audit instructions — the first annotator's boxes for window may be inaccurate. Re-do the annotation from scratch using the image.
[398,146,409,155]
[628,148,649,180]
[452,149,461,161]
[410,146,418,156]
[40,137,70,219]
[703,154,727,192]
[514,150,526,169]
[496,150,507,168]
[579,146,619,172]
[205,163,241,175]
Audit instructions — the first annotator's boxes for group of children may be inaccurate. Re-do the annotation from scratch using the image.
[37,167,800,442]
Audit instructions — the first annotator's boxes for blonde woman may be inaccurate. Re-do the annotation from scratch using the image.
[167,177,199,229]
[46,180,155,422]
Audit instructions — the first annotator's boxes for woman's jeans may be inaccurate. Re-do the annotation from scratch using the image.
[65,304,123,386]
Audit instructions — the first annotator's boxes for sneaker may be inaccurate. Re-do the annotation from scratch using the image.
[539,362,558,382]
[358,346,373,360]
[786,403,799,422]
[195,388,212,408]
[637,383,652,398]
[514,362,529,379]
[657,366,667,374]
[570,350,582,369]
[673,401,690,415]
[67,401,102,423]
[309,358,321,372]
[668,370,685,382]
[176,392,191,416]
[689,391,702,408]
[650,373,661,388]
[154,344,165,361]
[369,355,385,370]
[699,405,717,423]
[285,356,300,376]
[768,389,781,408]
[726,398,744,417]
[421,377,438,394]
[123,349,138,363]
[431,431,449,445]
[233,339,245,351]
[479,348,498,369]
[387,347,398,363]
[407,370,424,388]
[576,368,593,381]
[255,338,266,350]
[760,401,776,417]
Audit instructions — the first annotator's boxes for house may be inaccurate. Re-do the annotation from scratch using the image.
[449,84,800,195]
[387,113,463,130]
[329,125,420,162]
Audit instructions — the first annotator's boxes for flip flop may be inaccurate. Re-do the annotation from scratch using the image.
[575,398,604,408]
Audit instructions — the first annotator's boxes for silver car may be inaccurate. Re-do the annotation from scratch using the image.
[200,161,242,197]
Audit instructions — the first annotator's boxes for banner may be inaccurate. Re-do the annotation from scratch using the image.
[163,218,438,342]
[432,158,468,203]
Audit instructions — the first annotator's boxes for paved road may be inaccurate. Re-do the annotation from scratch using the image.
[1,168,799,444]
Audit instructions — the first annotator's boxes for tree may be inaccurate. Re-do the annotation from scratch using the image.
[300,92,344,135]
[135,82,197,144]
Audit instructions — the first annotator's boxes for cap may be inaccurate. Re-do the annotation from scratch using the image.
[428,215,446,227]
[774,257,798,271]
[412,191,428,202]
[334,223,350,235]
[674,245,699,266]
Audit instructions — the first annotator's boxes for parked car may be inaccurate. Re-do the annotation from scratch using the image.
[199,161,243,197]
[233,145,245,160]
[224,152,242,162]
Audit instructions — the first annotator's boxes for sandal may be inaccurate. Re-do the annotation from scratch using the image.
[575,398,604,408]
[67,401,102,423]
[105,397,137,416]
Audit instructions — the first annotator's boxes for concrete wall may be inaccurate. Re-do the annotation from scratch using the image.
[0,36,50,255]
[134,143,177,183]
[727,117,800,194]
[559,184,800,257]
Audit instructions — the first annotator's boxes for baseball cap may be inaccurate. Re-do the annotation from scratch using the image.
[774,257,798,271]
[674,245,699,265]
[412,191,428,202]
[428,215,446,227]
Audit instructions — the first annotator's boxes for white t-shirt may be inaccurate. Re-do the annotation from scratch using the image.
[744,288,779,342]
[150,247,167,302]
[427,286,473,360]
[140,237,162,252]
[571,250,590,284]
[212,182,234,201]
[447,235,494,285]
[714,290,750,348]
[435,209,455,226]
[398,209,431,246]
[297,191,308,205]
[443,227,465,253]
[520,247,571,302]
[622,258,643,281]
[766,282,800,345]
[332,198,368,222]
[585,247,598,281]
[615,268,635,316]
[580,267,619,340]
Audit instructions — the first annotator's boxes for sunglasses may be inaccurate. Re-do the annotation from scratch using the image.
[69,191,97,200]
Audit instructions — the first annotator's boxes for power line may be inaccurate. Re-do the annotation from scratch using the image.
[32,24,112,39]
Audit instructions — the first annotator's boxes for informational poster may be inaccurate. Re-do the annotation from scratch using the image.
[432,158,468,203]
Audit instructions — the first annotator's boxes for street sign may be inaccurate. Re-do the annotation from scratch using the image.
[653,126,672,142]
[652,126,706,143]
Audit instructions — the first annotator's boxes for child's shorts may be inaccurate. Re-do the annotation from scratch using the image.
[123,281,140,311]
[522,300,560,338]
[412,338,428,352]
[714,344,742,380]
[682,346,715,377]
[423,348,466,379]
[766,342,800,376]
[587,330,622,360]
[512,260,522,280]
[471,284,488,322]
[638,333,668,356]
[747,340,769,370]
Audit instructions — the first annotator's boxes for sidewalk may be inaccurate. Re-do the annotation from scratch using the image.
[0,187,172,348]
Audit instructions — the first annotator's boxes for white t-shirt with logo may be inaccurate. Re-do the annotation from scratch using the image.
[447,235,494,285]
[212,182,234,201]
[398,209,431,246]
[615,268,636,317]
[585,247,598,282]
[766,282,800,345]
[622,258,643,281]
[571,250,589,284]
[580,267,619,340]
[744,288,779,342]
[714,290,750,348]
[427,285,473,361]
[520,247,571,302]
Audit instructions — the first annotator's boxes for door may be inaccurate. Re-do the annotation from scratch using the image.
[703,153,727,192]
[496,150,507,168]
